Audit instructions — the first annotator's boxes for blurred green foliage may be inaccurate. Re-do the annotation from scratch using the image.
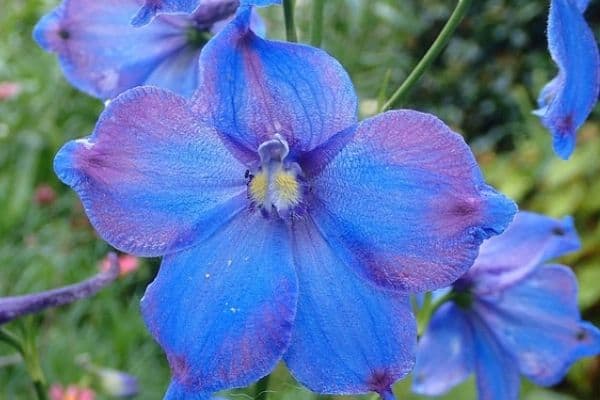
[0,0,599,399]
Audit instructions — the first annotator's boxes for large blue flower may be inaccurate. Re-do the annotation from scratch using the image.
[413,212,600,400]
[33,0,265,99]
[53,6,516,399]
[132,0,281,27]
[535,0,599,159]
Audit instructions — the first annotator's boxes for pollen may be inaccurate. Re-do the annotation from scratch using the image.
[249,172,267,203]
[248,168,302,213]
[274,171,300,205]
[249,135,304,216]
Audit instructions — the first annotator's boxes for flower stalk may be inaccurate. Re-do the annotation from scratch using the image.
[417,291,456,337]
[0,253,119,325]
[380,0,473,111]
[0,326,48,400]
[310,0,325,47]
[283,0,298,42]
[255,373,271,400]
[0,255,119,400]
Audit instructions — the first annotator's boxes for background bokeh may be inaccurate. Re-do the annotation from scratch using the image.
[1,0,599,398]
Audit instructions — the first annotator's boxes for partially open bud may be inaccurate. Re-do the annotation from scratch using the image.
[76,354,139,398]
[95,367,139,397]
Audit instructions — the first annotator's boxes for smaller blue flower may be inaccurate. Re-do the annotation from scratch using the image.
[535,0,599,159]
[132,0,281,26]
[413,211,600,400]
[33,0,268,99]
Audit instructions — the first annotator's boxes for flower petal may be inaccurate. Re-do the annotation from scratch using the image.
[307,110,516,293]
[132,0,203,27]
[165,387,206,400]
[573,0,590,11]
[131,0,280,27]
[470,315,520,400]
[241,0,282,5]
[141,212,297,394]
[284,218,415,396]
[412,303,474,396]
[143,46,203,97]
[535,0,600,159]
[191,7,358,162]
[570,322,600,359]
[54,87,247,256]
[460,211,580,294]
[166,387,248,400]
[34,0,206,99]
[475,264,600,386]
[165,384,225,400]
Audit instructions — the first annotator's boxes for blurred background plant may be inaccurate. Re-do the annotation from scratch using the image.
[0,0,599,399]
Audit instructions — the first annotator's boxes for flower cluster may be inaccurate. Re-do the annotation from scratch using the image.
[26,0,600,399]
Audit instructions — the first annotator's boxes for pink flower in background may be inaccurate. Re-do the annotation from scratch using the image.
[34,184,57,206]
[100,254,139,277]
[49,384,95,400]
[0,82,21,101]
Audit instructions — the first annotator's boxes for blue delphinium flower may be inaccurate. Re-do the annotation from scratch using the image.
[33,0,266,99]
[534,0,599,159]
[413,211,600,400]
[53,5,516,399]
[132,0,281,27]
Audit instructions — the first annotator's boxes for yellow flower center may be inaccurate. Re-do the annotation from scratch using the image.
[248,135,303,216]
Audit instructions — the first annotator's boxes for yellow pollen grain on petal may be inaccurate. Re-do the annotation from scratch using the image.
[249,172,268,203]
[274,172,300,205]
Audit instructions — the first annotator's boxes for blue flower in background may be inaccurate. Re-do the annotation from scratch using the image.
[535,0,599,159]
[33,0,265,99]
[132,0,281,27]
[413,212,600,400]
[53,5,516,399]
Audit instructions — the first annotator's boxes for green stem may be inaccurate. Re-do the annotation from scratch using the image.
[283,0,298,42]
[33,381,48,400]
[0,327,48,400]
[255,374,271,400]
[380,0,473,111]
[417,292,456,337]
[310,0,325,47]
[376,69,393,112]
[0,327,24,353]
[23,335,48,400]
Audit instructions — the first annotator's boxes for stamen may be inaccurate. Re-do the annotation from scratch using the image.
[274,172,300,206]
[249,172,267,204]
[248,135,303,217]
